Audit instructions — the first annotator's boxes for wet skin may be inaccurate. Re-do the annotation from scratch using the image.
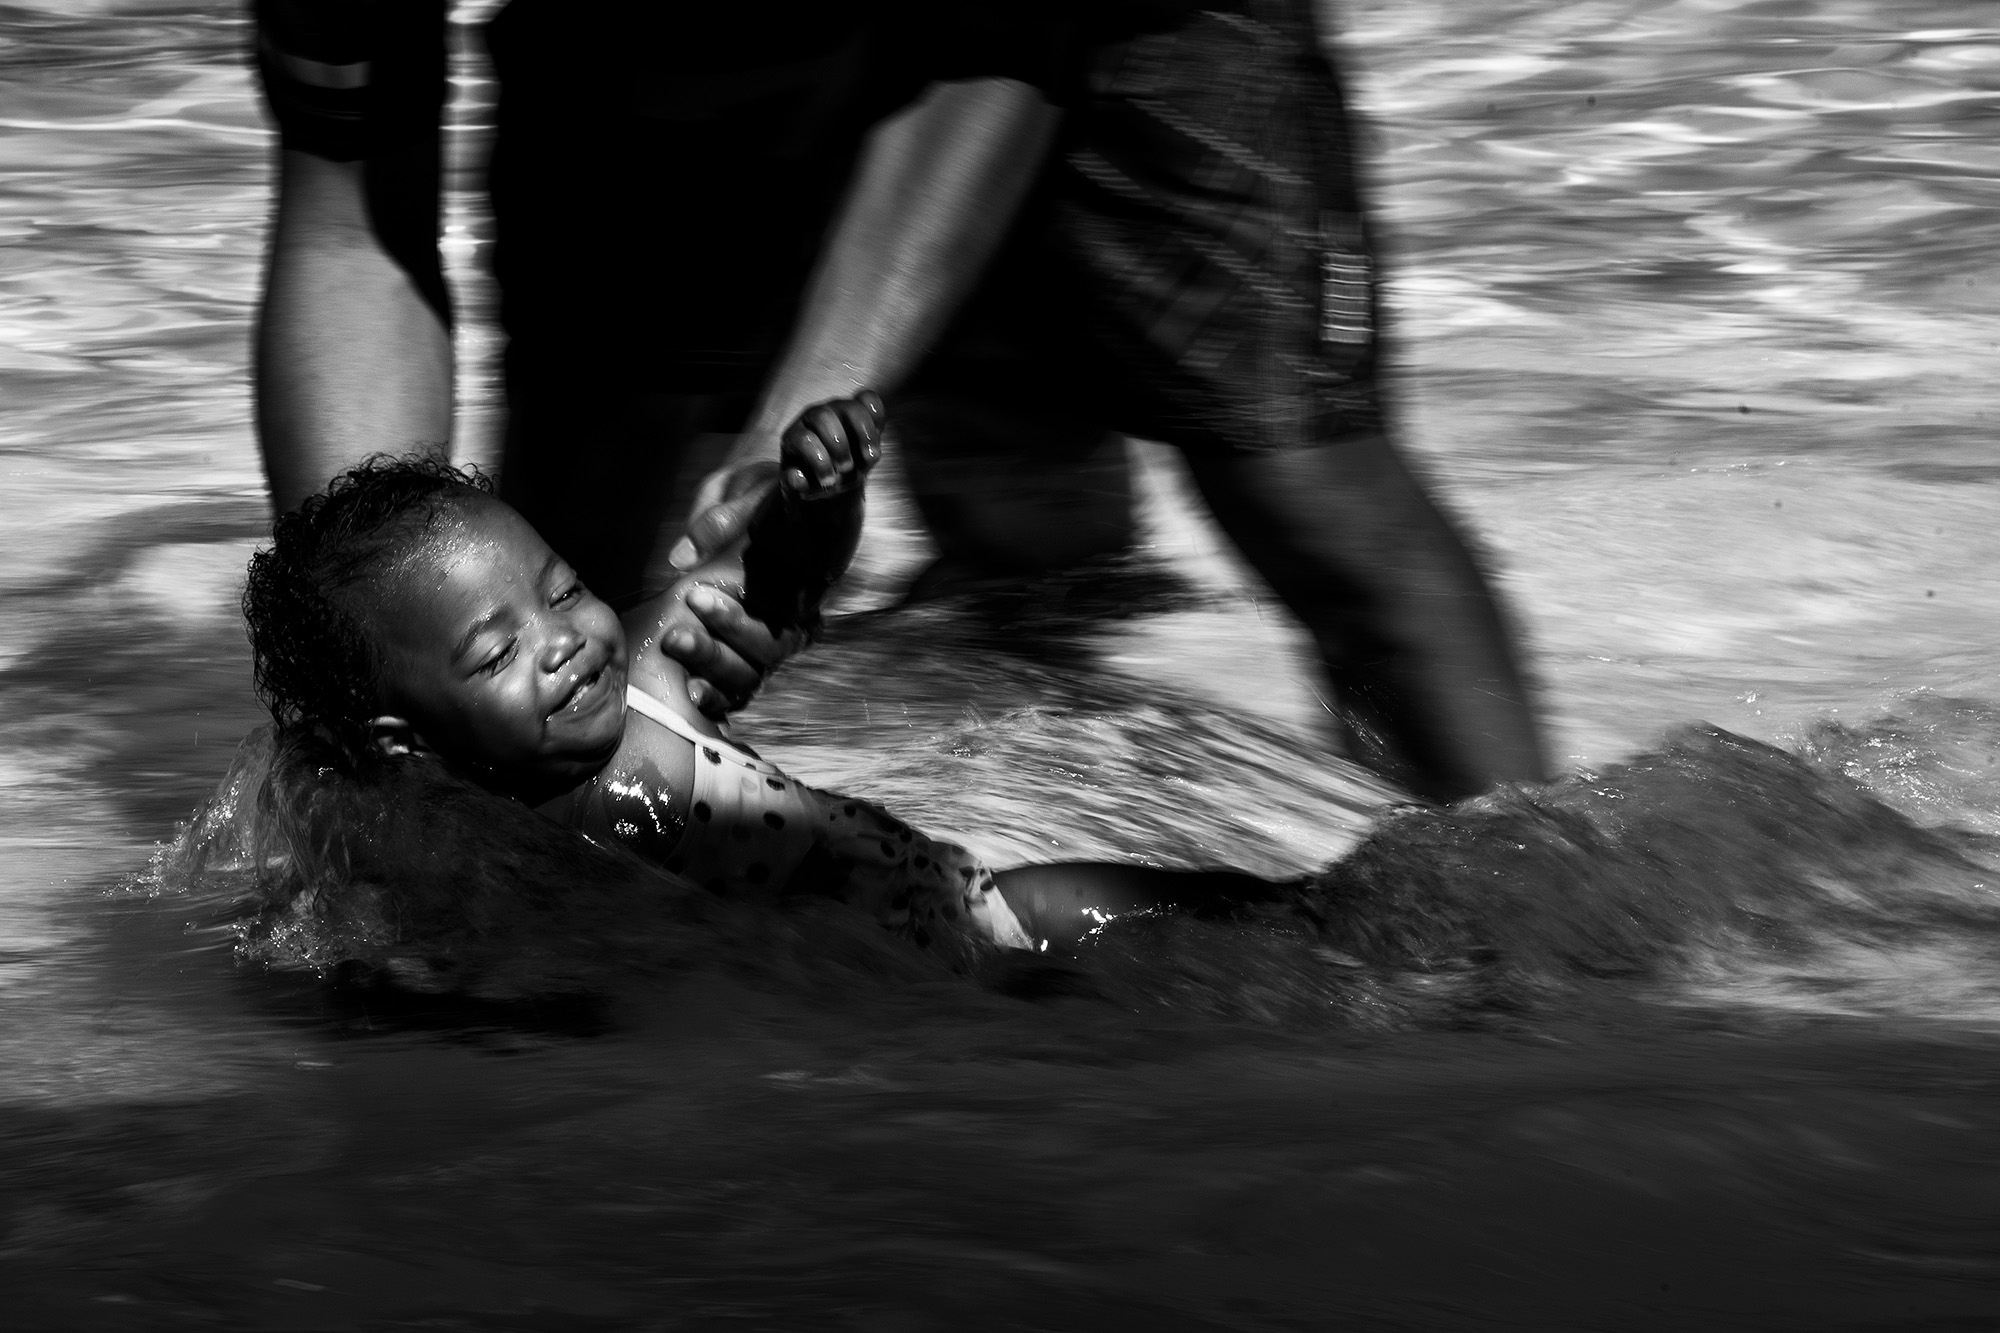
[362,496,632,801]
[349,427,1277,942]
[355,397,886,827]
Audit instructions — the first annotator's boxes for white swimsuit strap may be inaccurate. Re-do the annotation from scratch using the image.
[624,685,780,775]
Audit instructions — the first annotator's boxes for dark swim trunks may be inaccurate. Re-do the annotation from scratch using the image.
[253,0,1387,595]
[253,0,1375,446]
[917,0,1385,455]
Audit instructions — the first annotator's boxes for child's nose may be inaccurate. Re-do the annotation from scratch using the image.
[540,626,584,673]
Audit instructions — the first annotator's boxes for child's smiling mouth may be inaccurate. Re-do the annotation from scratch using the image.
[550,660,616,719]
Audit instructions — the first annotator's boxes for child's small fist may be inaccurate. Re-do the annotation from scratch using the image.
[780,391,885,497]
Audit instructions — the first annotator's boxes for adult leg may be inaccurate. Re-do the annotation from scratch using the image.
[1041,0,1546,799]
[1182,437,1545,802]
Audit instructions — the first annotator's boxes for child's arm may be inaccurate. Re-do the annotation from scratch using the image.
[993,864,1297,952]
[740,393,884,635]
[776,391,886,497]
[619,392,884,729]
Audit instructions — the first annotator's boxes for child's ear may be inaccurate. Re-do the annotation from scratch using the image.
[367,715,428,758]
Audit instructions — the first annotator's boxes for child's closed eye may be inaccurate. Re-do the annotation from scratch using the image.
[478,641,517,675]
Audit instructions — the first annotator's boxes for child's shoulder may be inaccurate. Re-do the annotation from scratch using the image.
[618,593,728,742]
[533,594,716,828]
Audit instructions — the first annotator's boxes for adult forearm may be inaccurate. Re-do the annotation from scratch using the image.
[729,77,1060,467]
[255,150,452,512]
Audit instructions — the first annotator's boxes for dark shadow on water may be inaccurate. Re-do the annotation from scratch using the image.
[246,963,621,1045]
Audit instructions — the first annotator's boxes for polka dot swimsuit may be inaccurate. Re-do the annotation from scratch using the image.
[604,687,1032,959]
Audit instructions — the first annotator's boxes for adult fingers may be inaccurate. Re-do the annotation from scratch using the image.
[685,581,799,671]
[685,675,736,719]
[657,593,766,705]
[668,483,770,571]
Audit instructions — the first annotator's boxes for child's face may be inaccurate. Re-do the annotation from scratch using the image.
[367,496,629,787]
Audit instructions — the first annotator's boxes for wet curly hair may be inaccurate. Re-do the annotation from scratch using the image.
[243,454,491,746]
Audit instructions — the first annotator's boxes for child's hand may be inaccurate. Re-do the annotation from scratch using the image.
[663,391,884,576]
[781,391,884,497]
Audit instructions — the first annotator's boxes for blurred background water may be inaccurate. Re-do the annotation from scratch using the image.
[4,1,2000,1327]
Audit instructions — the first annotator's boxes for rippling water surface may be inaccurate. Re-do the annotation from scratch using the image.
[4,2,2000,1327]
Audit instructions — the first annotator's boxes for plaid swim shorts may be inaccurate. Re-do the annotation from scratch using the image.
[923,0,1384,454]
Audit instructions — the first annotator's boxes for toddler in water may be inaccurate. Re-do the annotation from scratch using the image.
[242,396,1278,964]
